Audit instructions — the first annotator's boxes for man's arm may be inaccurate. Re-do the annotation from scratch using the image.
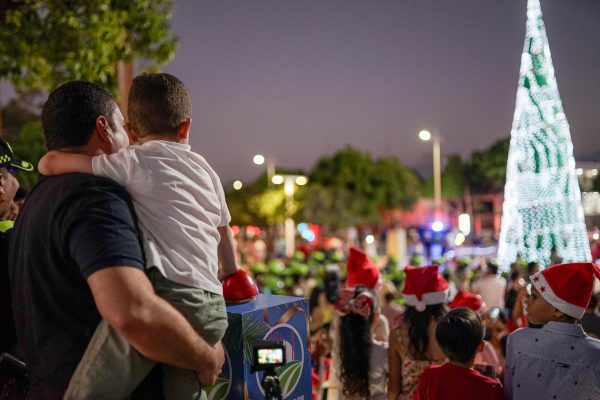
[38,150,93,175]
[88,266,224,386]
[217,225,239,279]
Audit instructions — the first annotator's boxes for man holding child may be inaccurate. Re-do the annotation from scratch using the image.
[9,78,229,399]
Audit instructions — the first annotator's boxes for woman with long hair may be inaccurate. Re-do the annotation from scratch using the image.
[388,266,449,399]
[333,285,388,399]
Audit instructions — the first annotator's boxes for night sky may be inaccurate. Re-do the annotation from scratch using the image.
[5,1,600,186]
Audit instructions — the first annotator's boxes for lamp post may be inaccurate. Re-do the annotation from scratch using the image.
[253,154,275,186]
[419,130,443,225]
[272,174,308,257]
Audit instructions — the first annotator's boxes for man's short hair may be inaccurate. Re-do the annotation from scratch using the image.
[42,81,117,150]
[128,73,192,137]
[435,307,483,364]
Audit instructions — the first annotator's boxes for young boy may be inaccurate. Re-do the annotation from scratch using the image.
[414,307,504,400]
[504,262,600,400]
[39,73,240,400]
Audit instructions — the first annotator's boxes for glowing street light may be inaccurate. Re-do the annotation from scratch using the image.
[419,129,442,223]
[273,174,308,257]
[295,176,308,186]
[233,180,243,190]
[419,129,432,141]
[271,174,284,185]
[253,154,265,165]
[253,154,275,185]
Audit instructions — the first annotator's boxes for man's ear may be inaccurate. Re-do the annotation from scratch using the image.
[177,118,192,144]
[95,115,112,144]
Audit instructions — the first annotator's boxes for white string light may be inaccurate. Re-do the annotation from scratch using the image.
[497,0,591,271]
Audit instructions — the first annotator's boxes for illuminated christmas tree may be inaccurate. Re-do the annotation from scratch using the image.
[497,0,591,271]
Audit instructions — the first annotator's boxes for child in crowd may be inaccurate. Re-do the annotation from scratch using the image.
[346,247,390,341]
[505,262,600,400]
[39,73,239,400]
[332,286,388,399]
[414,307,504,400]
[450,289,504,379]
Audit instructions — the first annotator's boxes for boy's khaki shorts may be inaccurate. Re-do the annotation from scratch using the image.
[65,267,228,400]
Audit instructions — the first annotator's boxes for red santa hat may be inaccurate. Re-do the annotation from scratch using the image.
[530,262,600,319]
[450,290,486,313]
[346,247,380,289]
[402,265,448,312]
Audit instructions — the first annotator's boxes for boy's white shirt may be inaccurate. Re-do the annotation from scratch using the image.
[92,140,230,295]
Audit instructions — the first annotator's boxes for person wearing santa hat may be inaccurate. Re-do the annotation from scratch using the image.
[505,262,600,400]
[321,248,389,398]
[330,285,388,399]
[345,247,390,341]
[388,265,449,400]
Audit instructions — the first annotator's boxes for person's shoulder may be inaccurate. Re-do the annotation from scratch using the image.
[582,334,600,352]
[74,173,130,194]
[188,151,220,176]
[41,172,122,187]
[424,363,445,373]
[508,326,533,342]
[471,368,500,384]
[40,174,131,204]
[467,368,503,391]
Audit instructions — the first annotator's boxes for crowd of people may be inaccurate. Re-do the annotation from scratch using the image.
[307,247,600,399]
[1,73,600,400]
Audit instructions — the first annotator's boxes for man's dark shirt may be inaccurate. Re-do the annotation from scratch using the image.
[8,174,144,399]
[0,226,17,352]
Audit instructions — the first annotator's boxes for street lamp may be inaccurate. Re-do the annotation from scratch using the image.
[253,154,276,186]
[232,180,243,190]
[272,173,308,257]
[419,130,443,225]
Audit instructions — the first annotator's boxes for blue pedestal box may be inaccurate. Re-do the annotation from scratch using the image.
[205,294,311,400]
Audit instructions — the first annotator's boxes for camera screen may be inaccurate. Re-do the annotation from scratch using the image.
[257,348,284,365]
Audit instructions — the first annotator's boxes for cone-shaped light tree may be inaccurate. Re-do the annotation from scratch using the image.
[497,0,591,271]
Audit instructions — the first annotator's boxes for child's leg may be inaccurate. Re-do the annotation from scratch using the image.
[64,319,156,400]
[148,268,228,400]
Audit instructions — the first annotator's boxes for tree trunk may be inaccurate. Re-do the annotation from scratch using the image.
[116,31,133,118]
[117,59,133,118]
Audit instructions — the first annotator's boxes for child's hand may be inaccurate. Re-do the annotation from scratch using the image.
[38,150,61,176]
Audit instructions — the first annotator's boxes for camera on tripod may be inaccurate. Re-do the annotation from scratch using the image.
[251,340,286,400]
